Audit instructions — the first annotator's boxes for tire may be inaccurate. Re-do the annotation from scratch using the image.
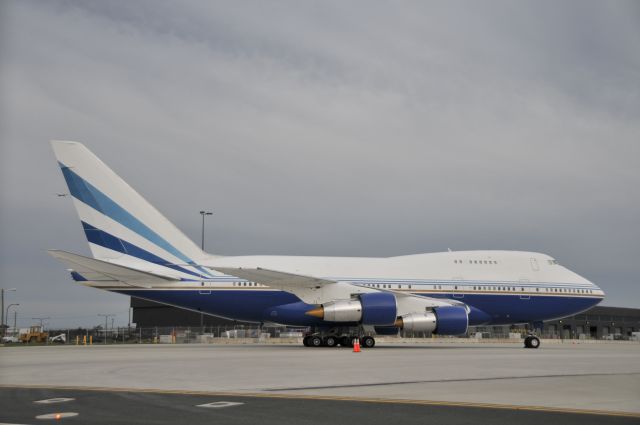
[324,336,338,347]
[302,336,310,347]
[309,336,323,347]
[524,335,540,349]
[361,336,375,348]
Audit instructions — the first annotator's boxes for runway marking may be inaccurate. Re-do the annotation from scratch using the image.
[197,401,244,408]
[35,412,78,419]
[1,384,639,418]
[262,371,640,391]
[33,398,75,404]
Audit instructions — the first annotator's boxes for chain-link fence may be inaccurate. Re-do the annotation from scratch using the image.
[5,323,635,345]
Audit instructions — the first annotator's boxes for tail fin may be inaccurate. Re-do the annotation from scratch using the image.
[51,140,213,279]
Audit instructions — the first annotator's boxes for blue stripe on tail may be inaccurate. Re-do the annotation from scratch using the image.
[81,222,208,279]
[59,161,213,277]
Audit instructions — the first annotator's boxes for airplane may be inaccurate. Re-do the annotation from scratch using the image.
[48,140,604,349]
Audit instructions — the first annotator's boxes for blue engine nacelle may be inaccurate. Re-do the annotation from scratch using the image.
[433,305,468,335]
[359,292,397,325]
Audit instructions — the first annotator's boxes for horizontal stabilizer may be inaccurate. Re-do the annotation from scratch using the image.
[48,250,176,287]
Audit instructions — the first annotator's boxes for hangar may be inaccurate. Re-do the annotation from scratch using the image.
[131,298,640,339]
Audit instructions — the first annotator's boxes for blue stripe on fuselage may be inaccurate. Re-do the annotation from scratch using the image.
[112,288,602,326]
[114,289,300,323]
[423,293,602,324]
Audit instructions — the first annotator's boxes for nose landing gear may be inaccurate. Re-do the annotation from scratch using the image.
[524,335,540,349]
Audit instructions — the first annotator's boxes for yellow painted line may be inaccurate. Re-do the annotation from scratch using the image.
[1,384,638,418]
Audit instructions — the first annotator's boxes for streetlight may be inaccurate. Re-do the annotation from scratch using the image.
[199,210,212,330]
[1,288,16,336]
[5,304,19,336]
[199,210,213,250]
[98,314,115,344]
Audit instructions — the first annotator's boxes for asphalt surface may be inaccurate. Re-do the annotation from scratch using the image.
[1,387,638,425]
[2,343,639,414]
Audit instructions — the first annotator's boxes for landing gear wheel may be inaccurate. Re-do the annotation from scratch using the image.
[324,336,338,347]
[524,335,540,349]
[303,336,310,347]
[361,336,375,348]
[339,336,353,347]
[309,335,323,347]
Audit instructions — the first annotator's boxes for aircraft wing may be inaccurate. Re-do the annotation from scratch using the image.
[213,267,358,304]
[48,250,176,288]
[214,267,334,289]
[213,266,458,309]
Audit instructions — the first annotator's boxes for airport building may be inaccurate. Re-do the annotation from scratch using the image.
[131,298,640,339]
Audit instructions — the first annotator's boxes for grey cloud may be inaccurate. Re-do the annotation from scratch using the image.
[1,0,638,327]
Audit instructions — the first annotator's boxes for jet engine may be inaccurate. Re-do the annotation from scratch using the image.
[306,293,469,335]
[305,292,397,325]
[394,305,468,335]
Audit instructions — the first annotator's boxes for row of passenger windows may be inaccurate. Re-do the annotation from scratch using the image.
[454,260,498,265]
[209,281,595,294]
[231,281,263,287]
[359,283,595,294]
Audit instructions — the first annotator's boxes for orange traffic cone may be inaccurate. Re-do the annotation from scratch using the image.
[353,338,361,353]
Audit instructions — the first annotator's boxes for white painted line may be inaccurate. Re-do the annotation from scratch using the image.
[35,412,78,420]
[33,398,75,405]
[196,401,244,409]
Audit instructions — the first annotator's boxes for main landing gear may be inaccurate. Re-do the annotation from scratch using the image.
[303,333,376,348]
[524,335,540,349]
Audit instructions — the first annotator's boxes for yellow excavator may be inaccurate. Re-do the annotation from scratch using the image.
[19,326,49,343]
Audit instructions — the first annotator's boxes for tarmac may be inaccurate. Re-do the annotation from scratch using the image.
[1,342,639,423]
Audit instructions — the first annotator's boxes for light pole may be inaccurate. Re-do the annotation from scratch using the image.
[199,210,212,330]
[199,210,213,250]
[1,288,16,337]
[98,314,115,344]
[6,304,19,334]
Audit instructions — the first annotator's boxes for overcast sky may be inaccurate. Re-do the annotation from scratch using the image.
[1,1,638,329]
